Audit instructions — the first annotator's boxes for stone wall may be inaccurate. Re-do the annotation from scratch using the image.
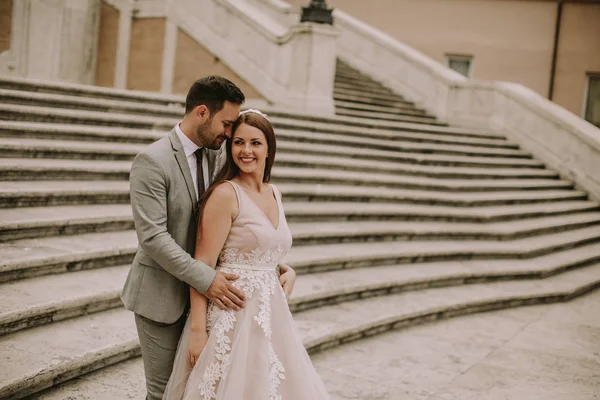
[285,0,600,118]
[127,17,165,92]
[172,28,264,99]
[553,2,600,115]
[95,1,119,87]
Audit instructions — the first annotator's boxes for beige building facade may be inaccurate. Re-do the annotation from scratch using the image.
[287,0,600,127]
[1,0,598,125]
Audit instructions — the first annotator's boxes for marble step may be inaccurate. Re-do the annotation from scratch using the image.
[2,202,598,242]
[333,86,412,104]
[334,99,430,116]
[0,119,514,150]
[0,103,177,129]
[0,133,540,172]
[334,79,406,98]
[2,224,600,283]
[0,180,584,209]
[4,240,600,337]
[0,113,503,143]
[0,159,569,193]
[336,108,441,125]
[31,285,600,400]
[0,140,550,180]
[2,262,599,399]
[0,130,531,161]
[0,87,429,124]
[0,181,131,208]
[0,88,185,118]
[0,75,184,106]
[284,225,600,273]
[0,99,440,132]
[334,91,418,109]
[295,262,600,353]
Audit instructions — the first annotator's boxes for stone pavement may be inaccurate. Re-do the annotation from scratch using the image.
[33,289,600,399]
[315,288,600,400]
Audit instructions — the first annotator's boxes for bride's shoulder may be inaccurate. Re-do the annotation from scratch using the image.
[208,181,237,202]
[204,181,239,218]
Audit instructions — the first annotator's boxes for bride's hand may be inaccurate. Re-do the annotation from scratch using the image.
[278,263,296,301]
[188,328,209,368]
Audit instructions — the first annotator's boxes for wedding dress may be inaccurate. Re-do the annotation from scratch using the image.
[163,180,330,400]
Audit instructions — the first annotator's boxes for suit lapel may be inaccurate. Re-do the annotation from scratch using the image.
[206,146,226,184]
[169,130,197,207]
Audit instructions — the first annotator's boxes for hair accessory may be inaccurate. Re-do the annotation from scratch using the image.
[239,108,269,120]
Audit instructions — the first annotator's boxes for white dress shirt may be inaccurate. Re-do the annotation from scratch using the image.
[175,123,209,200]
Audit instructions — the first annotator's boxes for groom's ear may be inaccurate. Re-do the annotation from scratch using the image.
[194,105,211,123]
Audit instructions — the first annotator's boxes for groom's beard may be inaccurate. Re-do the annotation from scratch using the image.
[196,118,226,150]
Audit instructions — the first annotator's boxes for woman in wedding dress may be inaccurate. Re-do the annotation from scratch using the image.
[163,109,331,400]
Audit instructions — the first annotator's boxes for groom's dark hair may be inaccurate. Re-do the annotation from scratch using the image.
[185,76,245,115]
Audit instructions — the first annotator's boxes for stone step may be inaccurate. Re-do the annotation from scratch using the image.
[4,239,600,337]
[277,184,586,206]
[0,128,531,160]
[334,73,402,92]
[335,99,430,116]
[0,130,539,172]
[295,263,600,353]
[0,180,584,209]
[0,308,140,400]
[0,159,570,192]
[0,181,131,208]
[33,288,600,400]
[334,91,418,109]
[0,114,504,144]
[2,201,598,242]
[2,223,600,283]
[285,225,600,273]
[0,88,185,118]
[4,262,599,399]
[334,87,418,105]
[0,265,129,335]
[0,119,514,150]
[0,75,184,106]
[0,204,133,241]
[336,108,442,125]
[334,78,403,96]
[0,139,550,180]
[0,103,177,129]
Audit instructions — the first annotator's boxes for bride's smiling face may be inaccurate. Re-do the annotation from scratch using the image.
[231,123,268,175]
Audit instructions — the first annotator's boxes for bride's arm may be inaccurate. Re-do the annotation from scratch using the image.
[188,183,239,366]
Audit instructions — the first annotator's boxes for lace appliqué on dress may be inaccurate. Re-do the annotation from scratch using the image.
[199,246,287,400]
[218,245,285,269]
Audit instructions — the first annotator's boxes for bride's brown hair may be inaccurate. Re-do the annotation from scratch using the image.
[200,112,277,214]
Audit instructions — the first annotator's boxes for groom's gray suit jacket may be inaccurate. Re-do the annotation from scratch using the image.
[122,129,226,324]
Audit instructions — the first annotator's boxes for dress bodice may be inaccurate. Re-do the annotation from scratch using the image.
[217,180,292,271]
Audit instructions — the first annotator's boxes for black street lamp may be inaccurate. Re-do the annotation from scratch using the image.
[300,0,334,25]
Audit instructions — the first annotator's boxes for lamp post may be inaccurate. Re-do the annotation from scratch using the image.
[300,0,334,25]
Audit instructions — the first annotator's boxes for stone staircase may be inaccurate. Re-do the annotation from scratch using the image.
[1,62,600,399]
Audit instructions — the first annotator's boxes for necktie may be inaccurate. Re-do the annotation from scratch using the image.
[195,148,205,198]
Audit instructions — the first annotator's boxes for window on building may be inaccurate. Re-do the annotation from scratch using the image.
[585,74,600,128]
[446,54,473,78]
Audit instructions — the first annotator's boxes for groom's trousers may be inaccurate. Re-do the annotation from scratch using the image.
[135,312,187,400]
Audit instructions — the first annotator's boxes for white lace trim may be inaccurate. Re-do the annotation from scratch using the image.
[199,267,286,399]
[218,245,285,270]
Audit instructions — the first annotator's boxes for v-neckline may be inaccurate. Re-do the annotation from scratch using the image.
[235,182,281,231]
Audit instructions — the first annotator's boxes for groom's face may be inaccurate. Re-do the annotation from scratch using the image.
[197,101,240,150]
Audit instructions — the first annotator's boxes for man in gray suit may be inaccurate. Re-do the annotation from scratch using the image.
[122,76,250,399]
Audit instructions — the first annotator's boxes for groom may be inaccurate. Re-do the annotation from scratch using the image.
[122,76,296,400]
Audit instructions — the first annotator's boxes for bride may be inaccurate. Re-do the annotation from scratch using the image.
[163,109,331,399]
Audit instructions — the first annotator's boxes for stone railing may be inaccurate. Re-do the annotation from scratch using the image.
[252,0,600,201]
[135,0,338,115]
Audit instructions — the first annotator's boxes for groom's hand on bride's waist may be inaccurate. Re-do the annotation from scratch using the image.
[205,271,246,311]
